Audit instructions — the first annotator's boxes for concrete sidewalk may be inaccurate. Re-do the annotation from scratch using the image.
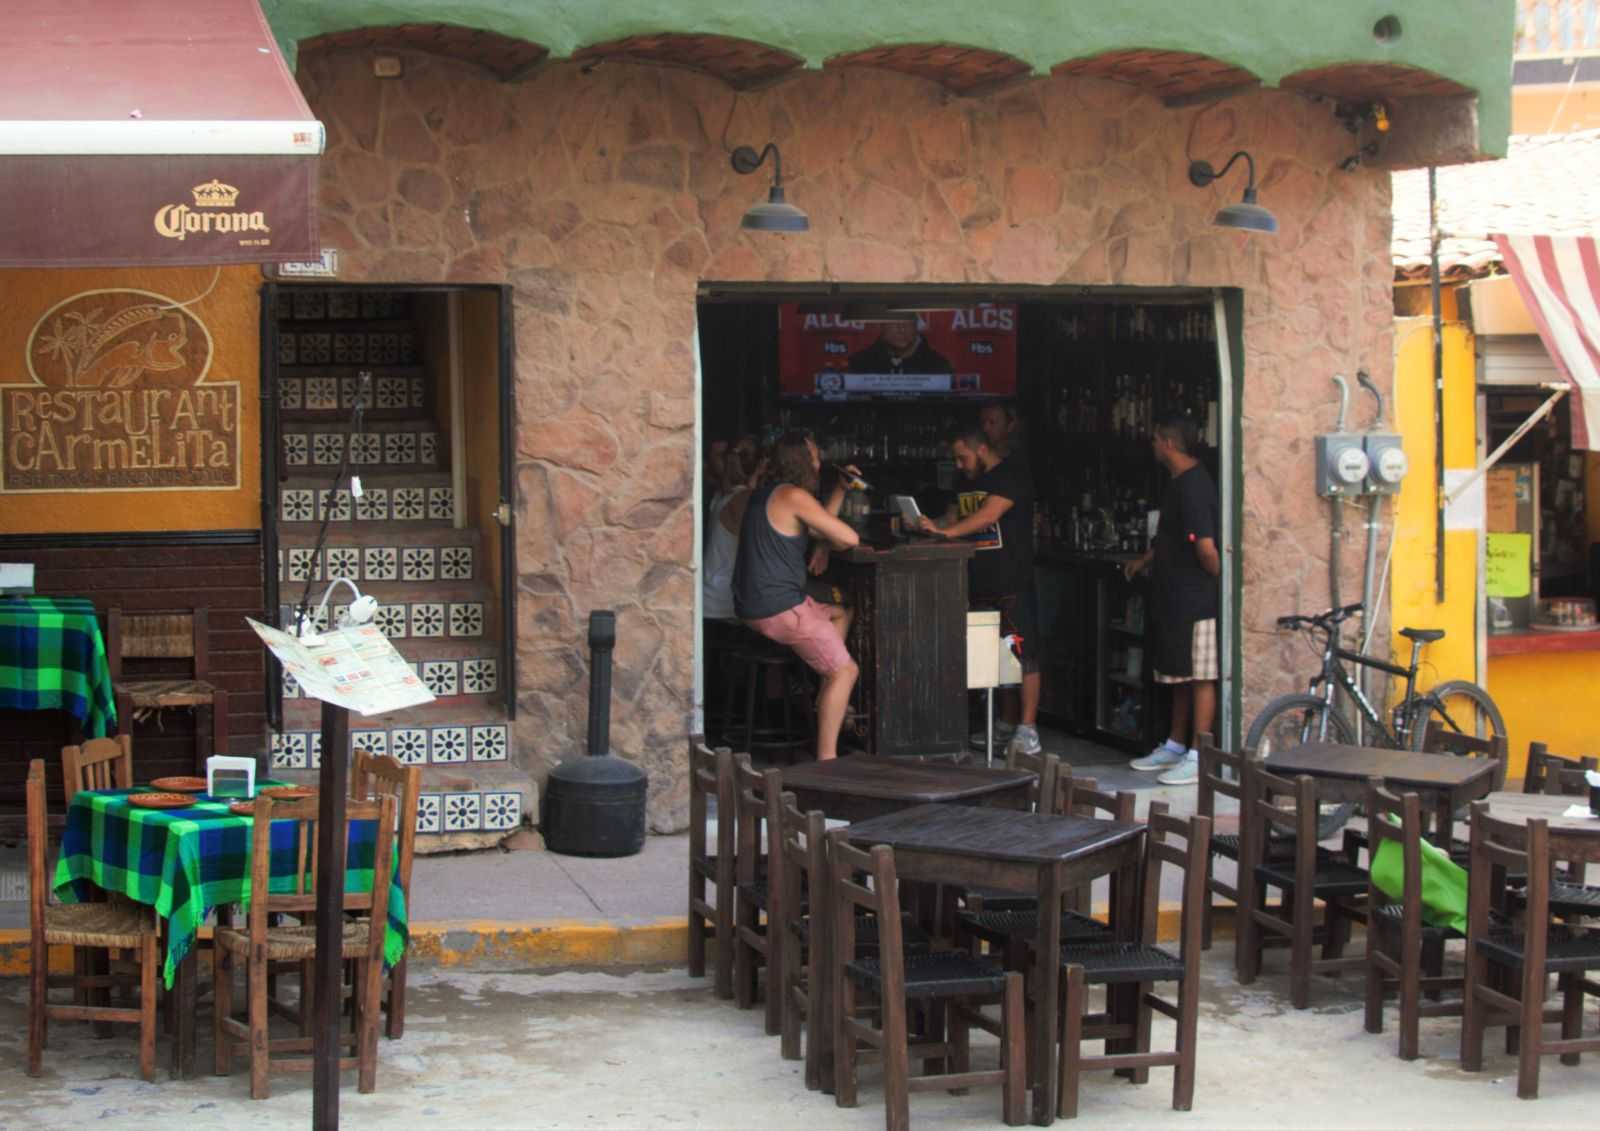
[1,949,1587,1129]
[0,739,1233,971]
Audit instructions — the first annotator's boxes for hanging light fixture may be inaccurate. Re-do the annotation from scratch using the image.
[730,143,809,232]
[1187,150,1278,234]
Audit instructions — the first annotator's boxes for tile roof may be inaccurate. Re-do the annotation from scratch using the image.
[1392,129,1600,281]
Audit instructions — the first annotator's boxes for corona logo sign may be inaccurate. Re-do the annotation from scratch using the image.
[153,180,270,241]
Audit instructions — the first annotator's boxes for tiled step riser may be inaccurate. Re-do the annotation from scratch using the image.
[275,598,487,640]
[279,486,453,524]
[280,374,424,414]
[284,655,497,698]
[283,429,444,472]
[272,722,510,768]
[279,544,476,585]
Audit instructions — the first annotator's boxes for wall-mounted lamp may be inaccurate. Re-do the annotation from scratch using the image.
[1187,150,1278,234]
[298,577,378,638]
[730,143,809,232]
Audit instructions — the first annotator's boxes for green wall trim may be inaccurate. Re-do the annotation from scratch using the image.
[261,0,1513,156]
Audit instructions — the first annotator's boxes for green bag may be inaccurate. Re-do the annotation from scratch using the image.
[1370,818,1469,935]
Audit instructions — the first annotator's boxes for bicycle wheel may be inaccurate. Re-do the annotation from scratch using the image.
[1406,679,1507,749]
[1244,693,1356,759]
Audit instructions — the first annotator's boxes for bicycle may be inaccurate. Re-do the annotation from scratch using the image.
[1245,603,1506,758]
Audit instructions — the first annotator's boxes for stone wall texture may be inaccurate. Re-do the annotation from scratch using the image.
[297,51,1395,831]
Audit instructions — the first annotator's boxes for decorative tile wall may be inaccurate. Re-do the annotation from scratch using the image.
[280,374,425,415]
[279,486,455,524]
[274,601,488,641]
[272,722,510,767]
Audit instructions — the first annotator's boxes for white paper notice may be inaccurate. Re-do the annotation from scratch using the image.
[247,618,436,716]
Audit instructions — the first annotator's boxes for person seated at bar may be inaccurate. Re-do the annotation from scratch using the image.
[702,435,764,622]
[919,426,1042,756]
[733,430,862,761]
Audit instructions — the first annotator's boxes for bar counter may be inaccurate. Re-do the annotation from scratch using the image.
[837,538,975,758]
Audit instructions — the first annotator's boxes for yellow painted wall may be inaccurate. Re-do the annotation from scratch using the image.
[1487,650,1600,765]
[1390,315,1479,693]
[0,266,262,533]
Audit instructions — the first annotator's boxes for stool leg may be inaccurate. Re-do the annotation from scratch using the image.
[743,660,758,755]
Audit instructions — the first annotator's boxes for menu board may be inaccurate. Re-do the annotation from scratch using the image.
[248,618,435,716]
[777,303,1018,399]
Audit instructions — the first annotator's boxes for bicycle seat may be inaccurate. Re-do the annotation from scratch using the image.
[1399,627,1445,644]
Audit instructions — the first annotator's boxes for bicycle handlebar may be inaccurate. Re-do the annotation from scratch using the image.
[1275,603,1365,632]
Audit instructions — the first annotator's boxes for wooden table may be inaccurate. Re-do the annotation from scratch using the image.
[838,540,975,758]
[778,757,1034,823]
[846,803,1146,1125]
[1483,791,1600,862]
[1265,741,1500,846]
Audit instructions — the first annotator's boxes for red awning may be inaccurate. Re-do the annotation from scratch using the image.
[0,0,323,267]
[1494,234,1600,450]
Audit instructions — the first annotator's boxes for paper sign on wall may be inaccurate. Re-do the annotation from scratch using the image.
[1485,532,1532,599]
[1485,467,1519,532]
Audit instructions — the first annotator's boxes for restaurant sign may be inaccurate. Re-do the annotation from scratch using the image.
[0,288,238,492]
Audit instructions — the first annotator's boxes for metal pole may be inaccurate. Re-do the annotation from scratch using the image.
[1430,166,1446,603]
[312,700,351,1131]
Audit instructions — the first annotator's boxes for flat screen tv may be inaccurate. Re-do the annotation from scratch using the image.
[776,302,1018,400]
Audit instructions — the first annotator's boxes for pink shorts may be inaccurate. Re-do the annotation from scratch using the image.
[744,597,852,676]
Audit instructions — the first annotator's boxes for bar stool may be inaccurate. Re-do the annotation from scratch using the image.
[701,618,746,747]
[723,638,813,763]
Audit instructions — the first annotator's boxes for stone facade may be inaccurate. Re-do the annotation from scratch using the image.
[297,51,1395,831]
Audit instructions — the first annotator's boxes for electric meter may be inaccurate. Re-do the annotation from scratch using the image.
[1363,433,1408,495]
[1315,433,1370,497]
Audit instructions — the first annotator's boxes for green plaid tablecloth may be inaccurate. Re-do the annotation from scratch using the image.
[0,596,116,737]
[53,788,408,989]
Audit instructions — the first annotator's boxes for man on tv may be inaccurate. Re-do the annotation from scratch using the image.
[848,315,954,375]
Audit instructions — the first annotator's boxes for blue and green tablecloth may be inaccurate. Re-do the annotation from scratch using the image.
[53,788,407,989]
[0,596,116,737]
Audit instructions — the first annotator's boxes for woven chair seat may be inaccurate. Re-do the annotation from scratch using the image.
[847,950,1008,999]
[216,921,373,961]
[1059,941,1184,985]
[1256,854,1368,898]
[118,677,219,709]
[956,908,1113,946]
[1475,927,1600,974]
[1548,883,1600,915]
[44,902,152,948]
[791,912,930,955]
[960,885,1037,913]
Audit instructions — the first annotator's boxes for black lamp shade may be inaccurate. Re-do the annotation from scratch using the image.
[1214,200,1278,233]
[742,185,809,232]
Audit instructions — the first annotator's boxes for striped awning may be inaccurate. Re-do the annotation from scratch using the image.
[1494,234,1600,450]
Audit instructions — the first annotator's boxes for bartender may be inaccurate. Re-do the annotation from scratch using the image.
[918,426,1042,758]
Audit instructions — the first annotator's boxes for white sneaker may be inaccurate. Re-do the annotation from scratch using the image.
[1157,751,1200,786]
[1007,725,1042,756]
[1129,744,1186,772]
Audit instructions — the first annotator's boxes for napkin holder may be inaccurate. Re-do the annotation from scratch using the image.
[207,755,257,799]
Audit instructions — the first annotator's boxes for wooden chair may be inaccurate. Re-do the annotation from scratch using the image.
[1461,803,1600,1098]
[213,793,397,1099]
[687,738,735,999]
[828,829,1027,1131]
[60,734,134,803]
[732,755,780,1032]
[776,790,933,1091]
[26,759,160,1082]
[955,763,1116,965]
[1420,721,1508,792]
[1058,803,1210,1118]
[351,749,421,1039]
[1522,742,1597,795]
[107,606,230,770]
[1235,762,1367,1008]
[1362,779,1464,1061]
[1196,736,1249,950]
[959,751,1061,917]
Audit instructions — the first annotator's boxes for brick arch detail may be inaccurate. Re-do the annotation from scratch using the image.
[825,43,1032,96]
[572,33,803,90]
[298,23,549,81]
[1052,48,1261,103]
[1280,61,1471,101]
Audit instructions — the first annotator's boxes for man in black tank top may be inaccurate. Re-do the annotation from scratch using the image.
[732,431,862,761]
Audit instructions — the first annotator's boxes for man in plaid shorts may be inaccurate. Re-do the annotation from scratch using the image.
[1123,415,1220,785]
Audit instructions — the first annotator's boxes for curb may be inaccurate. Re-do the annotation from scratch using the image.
[0,905,1235,977]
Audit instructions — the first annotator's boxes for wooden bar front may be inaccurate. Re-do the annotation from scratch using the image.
[839,540,974,759]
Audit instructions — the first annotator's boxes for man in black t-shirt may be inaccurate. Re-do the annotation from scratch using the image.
[920,428,1041,756]
[1124,415,1220,785]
